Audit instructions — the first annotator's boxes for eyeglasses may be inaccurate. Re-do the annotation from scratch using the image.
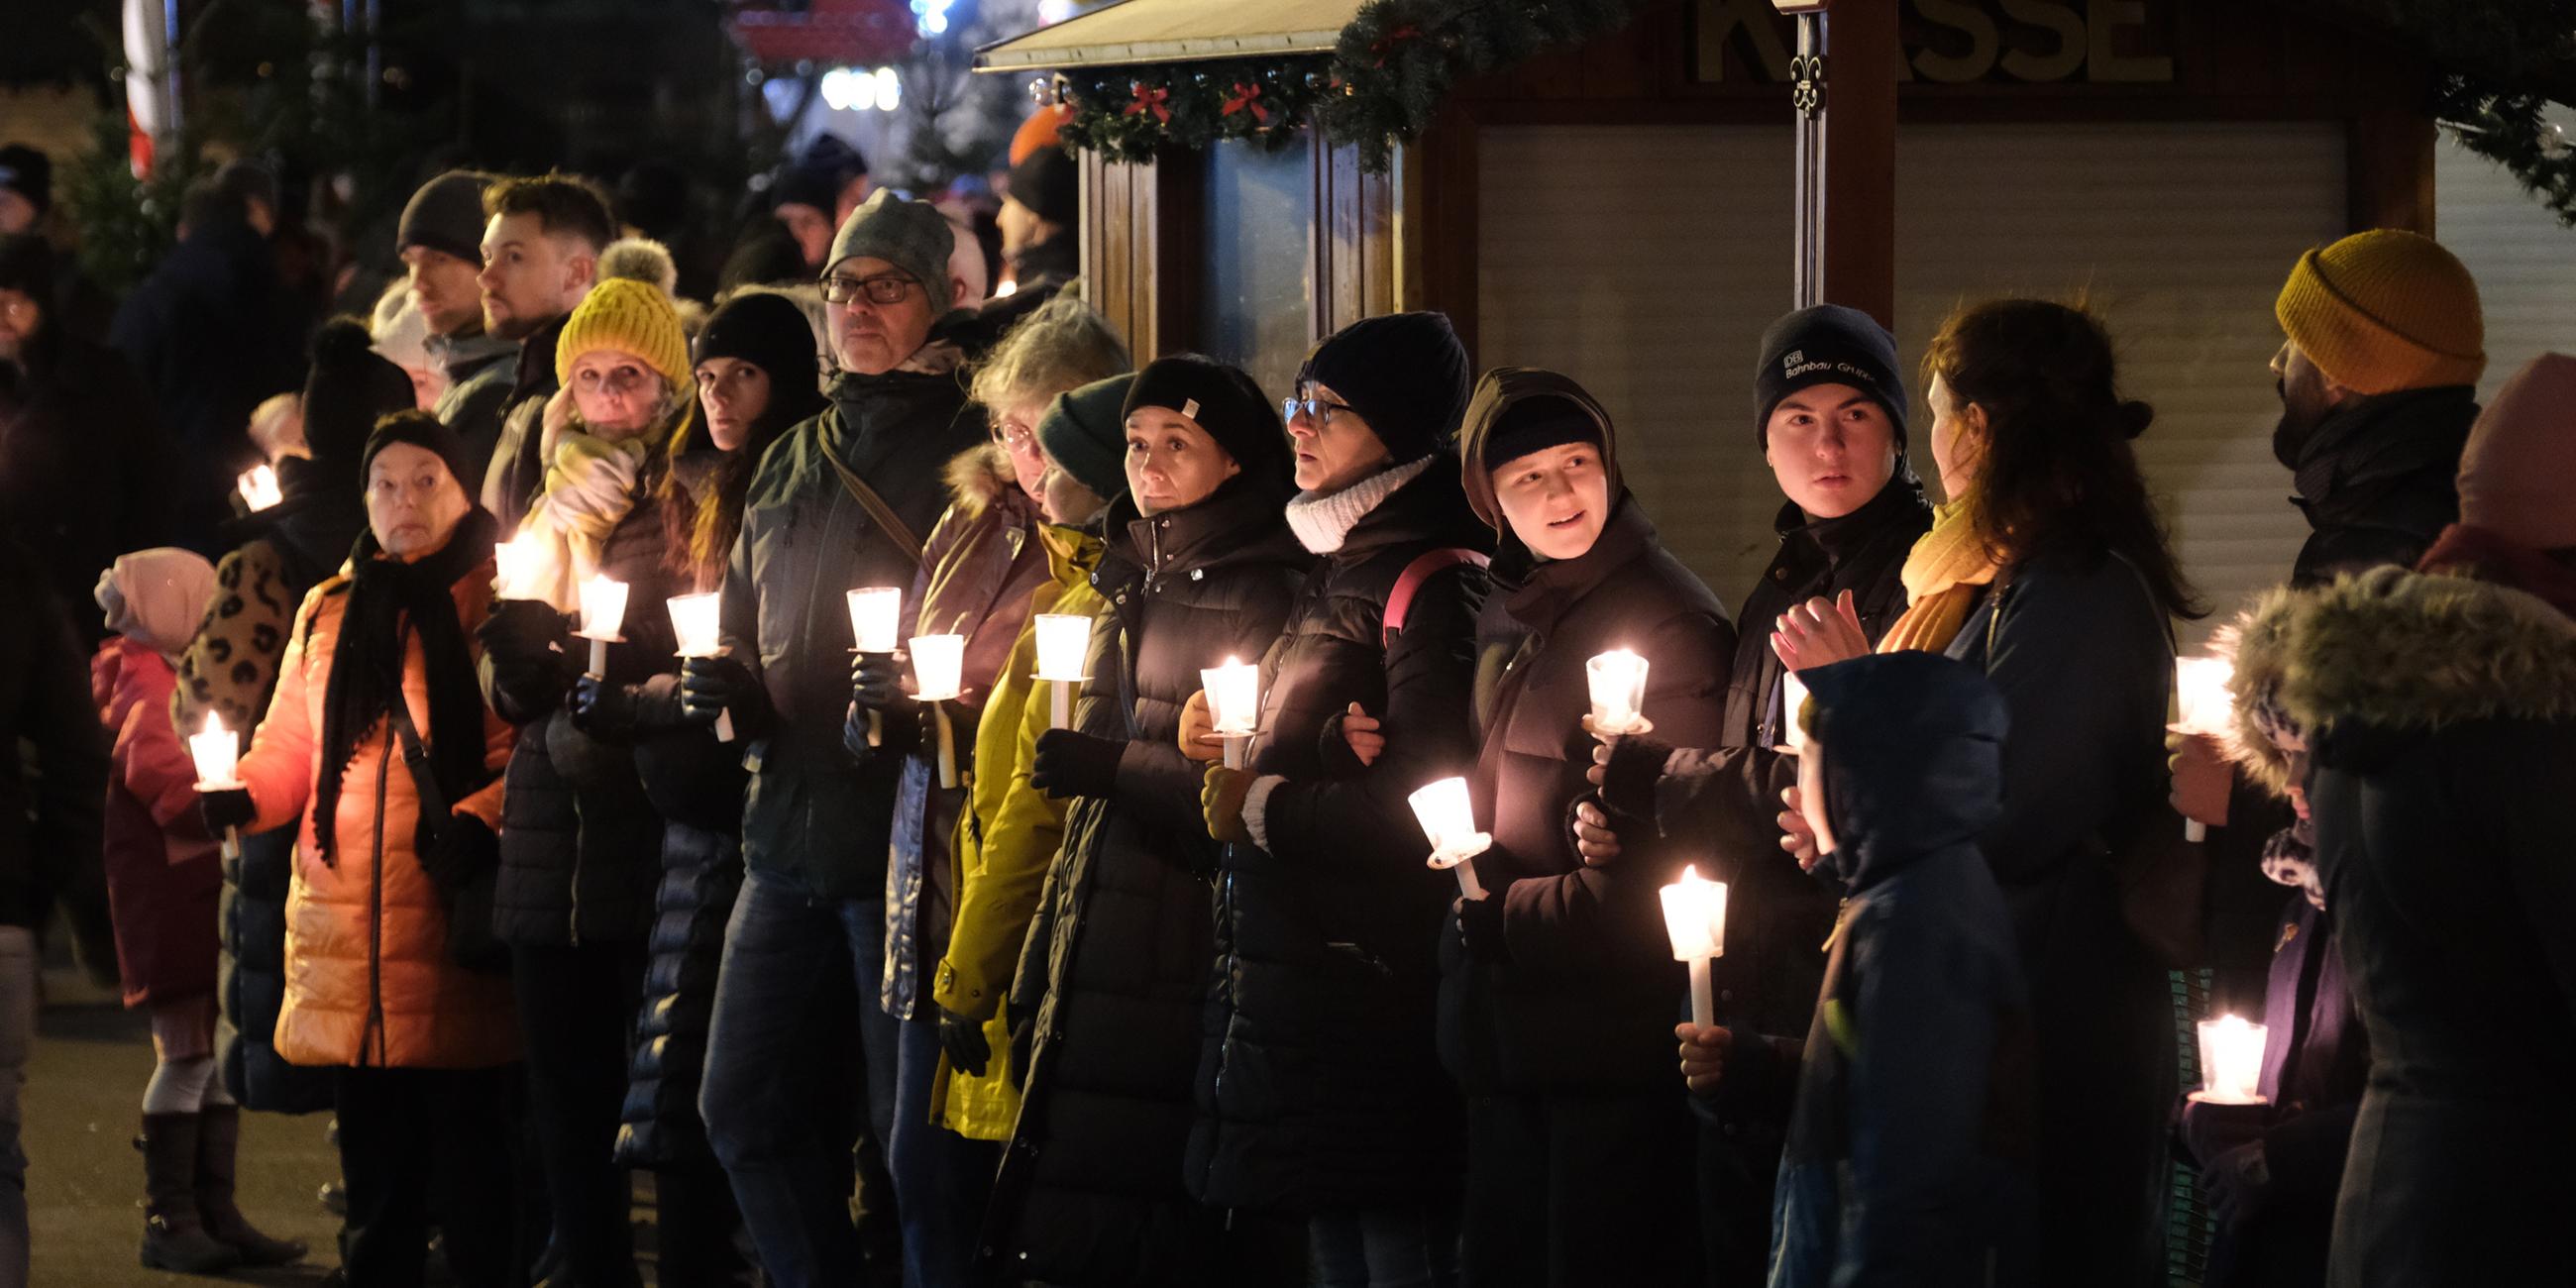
[820,273,919,306]
[1282,396,1354,425]
[990,417,1036,450]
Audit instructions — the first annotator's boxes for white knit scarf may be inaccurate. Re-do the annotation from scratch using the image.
[1283,456,1433,555]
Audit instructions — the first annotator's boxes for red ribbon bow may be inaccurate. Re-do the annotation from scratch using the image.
[1221,82,1269,125]
[1123,84,1172,123]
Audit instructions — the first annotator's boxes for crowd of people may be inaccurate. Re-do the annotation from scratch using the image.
[0,104,2569,1288]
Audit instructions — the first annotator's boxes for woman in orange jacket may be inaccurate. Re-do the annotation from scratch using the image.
[201,411,521,1288]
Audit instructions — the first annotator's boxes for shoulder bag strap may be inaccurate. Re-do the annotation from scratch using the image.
[824,448,928,571]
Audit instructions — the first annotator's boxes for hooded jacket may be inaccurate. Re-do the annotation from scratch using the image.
[1442,370,1736,1094]
[1186,457,1492,1213]
[2277,386,2475,589]
[718,363,985,900]
[93,638,224,1006]
[1768,652,2036,1288]
[989,477,1308,1285]
[2229,567,2576,1287]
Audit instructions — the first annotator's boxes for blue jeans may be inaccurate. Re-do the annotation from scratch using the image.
[1310,1204,1462,1288]
[889,1015,1001,1288]
[700,869,903,1288]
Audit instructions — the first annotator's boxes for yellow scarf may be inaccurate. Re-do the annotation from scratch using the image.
[1876,500,2002,655]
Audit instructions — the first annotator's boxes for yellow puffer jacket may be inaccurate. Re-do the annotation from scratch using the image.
[929,522,1104,1139]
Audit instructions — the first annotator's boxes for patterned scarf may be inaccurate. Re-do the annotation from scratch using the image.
[1875,499,2003,655]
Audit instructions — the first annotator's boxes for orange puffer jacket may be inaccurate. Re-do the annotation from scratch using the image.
[237,554,518,1070]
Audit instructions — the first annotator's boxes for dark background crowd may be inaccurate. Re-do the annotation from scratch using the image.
[0,52,2572,1288]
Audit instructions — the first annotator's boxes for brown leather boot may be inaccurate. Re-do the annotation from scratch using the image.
[195,1103,309,1266]
[139,1113,241,1274]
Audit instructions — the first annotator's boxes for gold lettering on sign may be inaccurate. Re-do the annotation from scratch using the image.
[1912,0,2000,84]
[1698,0,1793,82]
[1995,0,2086,81]
[1692,0,2174,85]
[2087,0,2173,81]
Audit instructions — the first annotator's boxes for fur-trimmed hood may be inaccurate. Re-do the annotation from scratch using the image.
[942,441,1021,520]
[2221,565,2576,793]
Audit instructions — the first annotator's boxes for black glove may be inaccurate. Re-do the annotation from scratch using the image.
[198,787,256,835]
[477,598,568,665]
[843,696,926,761]
[569,674,636,737]
[1030,728,1124,800]
[416,812,501,899]
[1596,734,1674,822]
[937,1006,992,1078]
[681,654,771,735]
[1455,890,1510,963]
[2200,1140,2272,1229]
[851,652,910,712]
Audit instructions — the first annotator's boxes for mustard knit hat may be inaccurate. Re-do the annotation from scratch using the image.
[2275,229,2485,395]
[556,276,691,389]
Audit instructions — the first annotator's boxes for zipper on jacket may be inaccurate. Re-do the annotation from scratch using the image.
[367,734,393,1066]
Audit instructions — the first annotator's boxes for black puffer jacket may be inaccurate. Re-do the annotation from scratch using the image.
[2277,385,2474,589]
[484,482,680,947]
[615,723,749,1168]
[1440,494,1735,1093]
[1186,460,1490,1213]
[989,479,1308,1285]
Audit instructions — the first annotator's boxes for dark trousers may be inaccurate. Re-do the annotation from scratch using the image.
[335,1065,521,1288]
[699,869,902,1288]
[654,1160,756,1286]
[889,1014,1001,1288]
[1460,1091,1698,1288]
[513,940,649,1288]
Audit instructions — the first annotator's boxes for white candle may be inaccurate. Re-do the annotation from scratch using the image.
[666,592,733,742]
[1779,670,1812,755]
[910,633,967,702]
[1032,613,1091,682]
[492,535,545,600]
[1660,865,1729,1027]
[237,464,282,511]
[2195,1014,2269,1106]
[1202,656,1261,769]
[847,587,904,654]
[187,711,242,790]
[1586,648,1651,735]
[1409,776,1492,901]
[2174,656,2237,840]
[576,574,629,677]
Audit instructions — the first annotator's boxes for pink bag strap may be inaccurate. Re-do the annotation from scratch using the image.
[1382,549,1490,650]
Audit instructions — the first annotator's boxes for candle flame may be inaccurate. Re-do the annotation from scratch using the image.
[201,712,224,737]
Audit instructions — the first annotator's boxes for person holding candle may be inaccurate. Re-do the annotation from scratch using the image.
[835,294,1127,1288]
[1764,650,2037,1286]
[1761,300,2199,1286]
[93,548,307,1271]
[988,355,1308,1284]
[1177,311,1490,1283]
[1438,367,1733,1288]
[2203,356,2576,1286]
[194,411,524,1286]
[469,270,700,1288]
[681,190,986,1288]
[1578,303,1929,1283]
[925,374,1129,1155]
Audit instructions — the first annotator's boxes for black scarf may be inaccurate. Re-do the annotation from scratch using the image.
[310,507,499,865]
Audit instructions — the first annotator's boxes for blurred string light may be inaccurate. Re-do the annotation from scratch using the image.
[912,0,953,37]
[820,65,904,112]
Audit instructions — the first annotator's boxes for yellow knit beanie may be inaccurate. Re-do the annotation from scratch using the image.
[2275,229,2485,395]
[556,276,691,389]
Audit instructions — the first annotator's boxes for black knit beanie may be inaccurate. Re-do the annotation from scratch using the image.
[1481,395,1603,470]
[396,170,490,266]
[1753,304,1907,449]
[1037,373,1135,503]
[696,290,821,394]
[306,318,417,466]
[1123,355,1291,485]
[1298,311,1472,464]
[360,409,476,498]
[1006,147,1079,227]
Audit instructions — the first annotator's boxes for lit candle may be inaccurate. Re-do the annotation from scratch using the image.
[2173,656,2237,840]
[911,633,968,788]
[1033,612,1091,729]
[1661,865,1730,1028]
[1586,648,1651,736]
[1201,657,1261,769]
[667,592,732,742]
[2194,1014,2269,1106]
[847,587,905,745]
[236,464,282,512]
[1408,776,1491,901]
[188,712,245,862]
[574,574,629,677]
[492,535,545,600]
[1779,670,1812,755]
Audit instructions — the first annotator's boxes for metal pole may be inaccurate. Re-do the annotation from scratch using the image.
[1782,7,1827,310]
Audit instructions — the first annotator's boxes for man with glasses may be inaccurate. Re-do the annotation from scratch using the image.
[682,189,987,1288]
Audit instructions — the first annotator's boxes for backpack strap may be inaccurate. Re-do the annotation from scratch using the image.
[1382,548,1490,650]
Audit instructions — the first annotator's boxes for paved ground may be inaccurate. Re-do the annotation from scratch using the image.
[25,962,343,1286]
